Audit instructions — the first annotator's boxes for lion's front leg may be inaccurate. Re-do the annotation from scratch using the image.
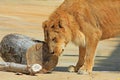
[75,46,86,72]
[76,37,99,74]
[68,46,86,73]
[68,39,99,74]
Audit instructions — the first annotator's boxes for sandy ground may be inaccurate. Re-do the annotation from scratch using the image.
[0,0,120,80]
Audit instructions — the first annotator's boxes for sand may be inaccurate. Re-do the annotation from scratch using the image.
[0,0,120,80]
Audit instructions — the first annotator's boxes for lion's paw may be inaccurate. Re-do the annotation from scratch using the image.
[68,65,75,73]
[77,69,89,75]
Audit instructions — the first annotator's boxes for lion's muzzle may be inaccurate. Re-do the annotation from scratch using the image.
[49,43,65,56]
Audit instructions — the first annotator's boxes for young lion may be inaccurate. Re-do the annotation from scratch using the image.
[42,0,120,74]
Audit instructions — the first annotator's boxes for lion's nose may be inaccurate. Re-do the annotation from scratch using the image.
[62,49,64,52]
[51,51,54,54]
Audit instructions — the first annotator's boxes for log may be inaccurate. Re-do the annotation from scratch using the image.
[0,33,58,74]
[0,62,42,75]
[0,33,50,64]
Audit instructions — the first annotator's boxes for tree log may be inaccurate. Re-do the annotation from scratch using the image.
[0,62,42,75]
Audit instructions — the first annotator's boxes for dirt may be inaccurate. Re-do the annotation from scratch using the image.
[0,0,120,80]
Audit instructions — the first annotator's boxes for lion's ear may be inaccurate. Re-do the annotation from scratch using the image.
[42,20,48,29]
[42,21,48,42]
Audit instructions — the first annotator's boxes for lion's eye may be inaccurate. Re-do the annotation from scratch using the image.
[59,23,62,28]
[51,25,54,28]
[58,21,63,28]
[52,38,56,42]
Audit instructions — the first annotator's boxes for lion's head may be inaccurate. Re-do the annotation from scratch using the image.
[42,10,86,56]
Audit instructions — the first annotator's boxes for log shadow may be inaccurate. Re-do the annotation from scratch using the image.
[54,67,68,72]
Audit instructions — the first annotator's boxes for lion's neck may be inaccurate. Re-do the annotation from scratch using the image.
[71,29,86,47]
[64,13,86,47]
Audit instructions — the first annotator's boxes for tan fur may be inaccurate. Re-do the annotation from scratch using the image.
[43,0,120,74]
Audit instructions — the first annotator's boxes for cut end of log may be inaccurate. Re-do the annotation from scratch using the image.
[31,64,42,72]
[28,64,42,75]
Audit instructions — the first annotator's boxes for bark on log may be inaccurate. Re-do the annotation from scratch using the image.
[0,33,38,64]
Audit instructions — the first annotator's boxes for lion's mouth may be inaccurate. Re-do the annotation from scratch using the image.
[51,52,54,54]
[61,48,64,52]
[51,48,64,54]
[50,43,65,55]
